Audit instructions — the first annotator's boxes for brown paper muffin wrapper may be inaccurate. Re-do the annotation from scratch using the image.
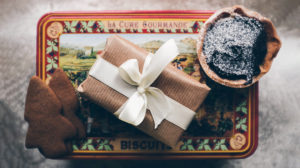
[78,35,210,147]
[197,5,281,88]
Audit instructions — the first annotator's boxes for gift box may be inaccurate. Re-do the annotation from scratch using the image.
[36,10,259,159]
[78,35,211,147]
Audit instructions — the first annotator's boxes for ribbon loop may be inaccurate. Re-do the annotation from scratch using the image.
[117,92,147,126]
[140,39,179,88]
[118,59,141,85]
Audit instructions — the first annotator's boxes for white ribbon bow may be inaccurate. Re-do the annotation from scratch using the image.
[87,38,196,130]
[114,39,179,129]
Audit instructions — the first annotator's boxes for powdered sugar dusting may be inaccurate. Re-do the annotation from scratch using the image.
[203,15,267,84]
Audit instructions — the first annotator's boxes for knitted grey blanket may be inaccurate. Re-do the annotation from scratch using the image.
[0,0,299,167]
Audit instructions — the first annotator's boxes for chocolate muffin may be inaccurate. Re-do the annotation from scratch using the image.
[197,5,281,88]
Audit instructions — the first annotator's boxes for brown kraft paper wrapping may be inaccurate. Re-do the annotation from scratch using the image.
[78,35,210,147]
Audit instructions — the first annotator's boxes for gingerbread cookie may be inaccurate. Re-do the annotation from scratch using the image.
[48,68,86,138]
[24,76,77,158]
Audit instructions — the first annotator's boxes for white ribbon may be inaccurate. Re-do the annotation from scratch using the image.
[89,39,195,130]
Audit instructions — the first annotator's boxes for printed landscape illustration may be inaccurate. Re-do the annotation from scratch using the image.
[60,34,200,87]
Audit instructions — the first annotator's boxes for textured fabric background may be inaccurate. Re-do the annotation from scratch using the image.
[0,0,299,167]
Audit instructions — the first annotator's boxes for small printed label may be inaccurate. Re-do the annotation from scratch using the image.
[120,139,172,151]
[230,133,246,150]
[103,20,190,30]
[47,22,63,39]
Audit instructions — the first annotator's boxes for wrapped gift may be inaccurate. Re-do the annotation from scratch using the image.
[78,35,210,147]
